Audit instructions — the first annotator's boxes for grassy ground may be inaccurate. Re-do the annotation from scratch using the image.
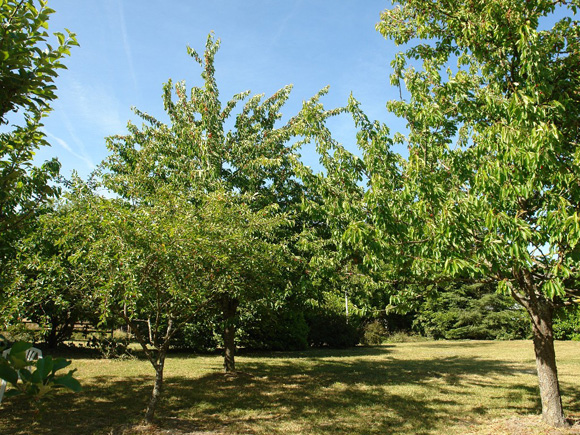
[1,340,579,434]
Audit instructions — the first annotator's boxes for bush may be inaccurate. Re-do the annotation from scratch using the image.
[239,307,309,351]
[305,310,361,348]
[385,331,426,343]
[553,305,580,340]
[413,283,531,340]
[86,335,132,359]
[361,319,388,345]
[170,316,221,352]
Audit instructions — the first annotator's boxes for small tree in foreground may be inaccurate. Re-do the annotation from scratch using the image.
[0,339,81,408]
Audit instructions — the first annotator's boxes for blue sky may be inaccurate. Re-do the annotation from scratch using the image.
[36,0,404,179]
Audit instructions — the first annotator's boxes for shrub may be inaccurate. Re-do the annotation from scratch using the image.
[170,317,220,352]
[553,305,580,341]
[361,319,388,345]
[385,331,426,343]
[413,283,531,340]
[86,335,132,359]
[0,338,81,407]
[239,306,309,351]
[305,310,361,348]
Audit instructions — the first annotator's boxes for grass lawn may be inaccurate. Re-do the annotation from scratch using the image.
[1,340,580,434]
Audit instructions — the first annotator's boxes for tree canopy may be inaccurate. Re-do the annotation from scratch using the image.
[296,0,580,427]
[0,0,77,260]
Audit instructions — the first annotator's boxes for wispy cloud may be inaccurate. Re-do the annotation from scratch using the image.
[117,0,139,93]
[44,130,96,170]
[269,0,303,48]
[67,79,128,135]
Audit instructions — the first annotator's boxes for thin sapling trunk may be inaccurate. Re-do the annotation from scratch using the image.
[222,296,239,373]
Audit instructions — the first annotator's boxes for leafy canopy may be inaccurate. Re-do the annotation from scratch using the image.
[0,0,77,253]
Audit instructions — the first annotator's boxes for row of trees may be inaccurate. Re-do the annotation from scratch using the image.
[1,0,579,428]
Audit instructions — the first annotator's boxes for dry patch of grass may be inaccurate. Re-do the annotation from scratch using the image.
[1,341,579,434]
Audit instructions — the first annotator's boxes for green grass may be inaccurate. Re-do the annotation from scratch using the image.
[1,341,580,434]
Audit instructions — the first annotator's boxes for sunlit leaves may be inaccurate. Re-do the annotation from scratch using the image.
[0,0,77,259]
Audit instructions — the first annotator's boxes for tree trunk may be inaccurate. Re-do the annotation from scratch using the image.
[222,296,239,373]
[46,319,59,349]
[144,359,165,423]
[513,286,568,427]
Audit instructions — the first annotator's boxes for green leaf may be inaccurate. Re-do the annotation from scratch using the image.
[9,342,32,355]
[0,365,19,385]
[51,358,71,373]
[53,372,82,392]
[35,356,54,379]
[19,368,32,383]
[55,32,65,46]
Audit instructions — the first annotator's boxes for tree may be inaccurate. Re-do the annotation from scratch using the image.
[103,34,322,373]
[372,0,579,426]
[412,283,531,340]
[4,192,99,348]
[54,178,290,422]
[0,0,78,256]
[296,0,579,427]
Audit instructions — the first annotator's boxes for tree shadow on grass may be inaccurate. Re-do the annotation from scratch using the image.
[563,381,580,417]
[414,341,498,349]
[157,353,549,434]
[0,375,152,435]
[1,347,578,435]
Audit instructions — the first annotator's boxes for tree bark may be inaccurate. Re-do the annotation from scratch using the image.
[222,296,239,373]
[46,319,59,349]
[144,358,165,423]
[513,285,568,427]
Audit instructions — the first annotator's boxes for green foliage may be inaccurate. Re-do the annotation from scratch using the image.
[369,0,580,302]
[0,0,78,254]
[58,182,290,352]
[361,319,389,345]
[305,293,362,348]
[4,202,99,347]
[553,305,580,341]
[0,338,81,406]
[413,283,531,340]
[0,0,77,120]
[105,33,304,209]
[238,302,309,351]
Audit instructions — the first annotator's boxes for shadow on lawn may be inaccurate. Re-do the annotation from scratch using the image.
[1,347,578,435]
[155,352,549,435]
[0,375,153,435]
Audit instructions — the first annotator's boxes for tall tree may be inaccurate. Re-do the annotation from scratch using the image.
[0,0,77,255]
[296,0,579,427]
[373,0,579,426]
[104,34,322,372]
